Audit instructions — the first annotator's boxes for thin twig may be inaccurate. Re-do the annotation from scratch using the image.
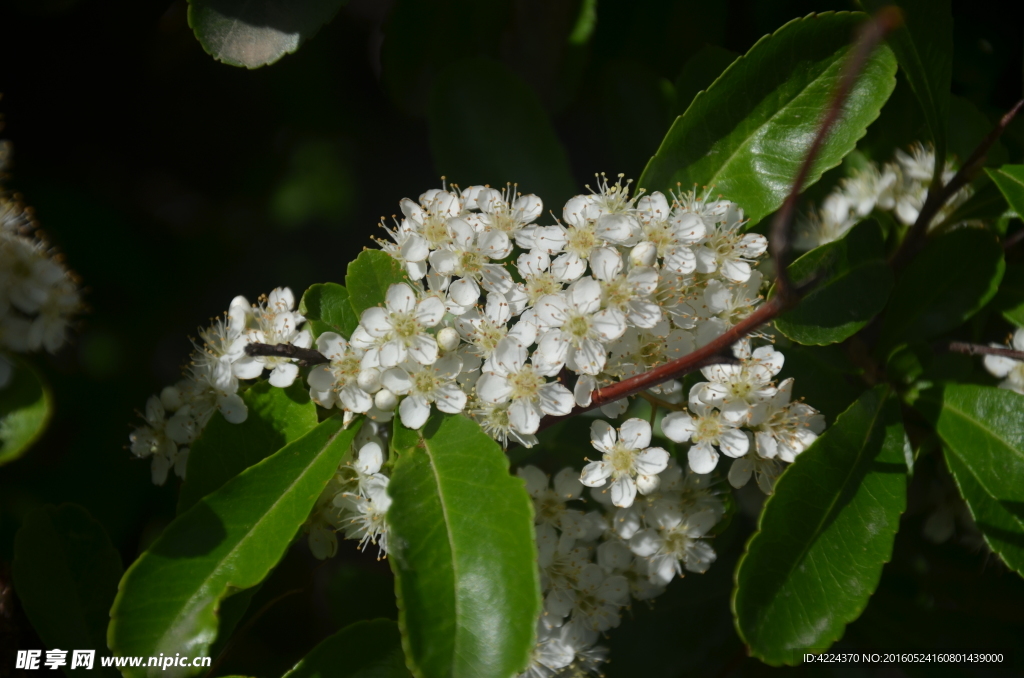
[244,342,329,366]
[890,99,1024,271]
[947,341,1024,361]
[770,8,900,298]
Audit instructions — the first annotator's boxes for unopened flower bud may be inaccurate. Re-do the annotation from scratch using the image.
[437,327,460,352]
[357,368,381,393]
[630,241,658,267]
[374,388,398,411]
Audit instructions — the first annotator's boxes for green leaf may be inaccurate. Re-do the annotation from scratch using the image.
[388,414,539,678]
[638,12,897,225]
[673,44,738,117]
[108,416,362,677]
[733,386,907,665]
[282,619,408,678]
[992,263,1024,328]
[187,0,347,69]
[345,249,412,318]
[299,283,360,340]
[0,356,52,466]
[986,165,1024,218]
[916,384,1024,577]
[178,380,318,514]
[428,57,577,207]
[13,504,123,677]
[860,0,951,169]
[773,219,894,345]
[878,228,1004,352]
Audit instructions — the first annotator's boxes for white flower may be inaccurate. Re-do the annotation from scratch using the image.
[693,209,766,283]
[129,395,180,485]
[747,378,825,462]
[355,283,445,369]
[428,217,514,305]
[695,340,783,423]
[454,291,537,360]
[381,354,467,429]
[589,247,661,328]
[348,440,389,495]
[579,419,670,508]
[728,455,784,494]
[335,477,392,557]
[661,384,750,474]
[471,400,539,449]
[476,338,574,436]
[518,465,586,538]
[564,563,630,631]
[533,277,626,376]
[306,332,374,413]
[637,191,707,274]
[629,508,717,583]
[237,287,311,387]
[983,328,1024,394]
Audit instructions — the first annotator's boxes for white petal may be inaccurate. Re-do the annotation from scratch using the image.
[476,373,512,404]
[589,247,623,281]
[580,460,612,487]
[718,428,750,457]
[609,476,637,508]
[399,395,431,429]
[590,419,617,453]
[415,296,446,327]
[509,398,542,434]
[360,307,392,338]
[407,333,440,365]
[618,418,652,450]
[269,362,299,388]
[688,441,719,474]
[381,367,413,394]
[434,384,467,413]
[386,283,417,313]
[661,411,695,443]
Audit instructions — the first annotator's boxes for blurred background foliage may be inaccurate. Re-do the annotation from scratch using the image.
[1,0,1022,675]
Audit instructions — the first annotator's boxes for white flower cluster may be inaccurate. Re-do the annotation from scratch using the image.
[795,142,972,250]
[0,195,83,388]
[305,421,392,560]
[516,437,726,677]
[983,327,1024,394]
[128,287,312,484]
[308,177,774,451]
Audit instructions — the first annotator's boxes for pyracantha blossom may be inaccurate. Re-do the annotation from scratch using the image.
[580,419,670,508]
[381,354,467,429]
[353,282,445,369]
[661,383,751,474]
[983,328,1024,394]
[629,508,718,584]
[476,338,574,436]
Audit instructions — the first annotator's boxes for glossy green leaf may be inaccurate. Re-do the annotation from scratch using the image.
[673,44,738,117]
[300,283,360,340]
[733,386,907,665]
[282,619,408,678]
[178,380,318,513]
[13,504,123,677]
[109,416,361,678]
[861,0,951,169]
[986,165,1024,217]
[0,356,52,465]
[992,263,1024,328]
[773,219,893,345]
[388,414,539,678]
[878,228,1004,352]
[187,0,347,69]
[916,384,1024,576]
[345,249,412,318]
[638,12,897,224]
[428,57,576,207]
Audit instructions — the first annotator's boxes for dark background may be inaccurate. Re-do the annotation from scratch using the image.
[1,0,1023,675]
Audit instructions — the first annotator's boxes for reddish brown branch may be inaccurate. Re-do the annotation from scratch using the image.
[947,341,1024,361]
[891,99,1024,271]
[244,342,329,366]
[771,8,900,297]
